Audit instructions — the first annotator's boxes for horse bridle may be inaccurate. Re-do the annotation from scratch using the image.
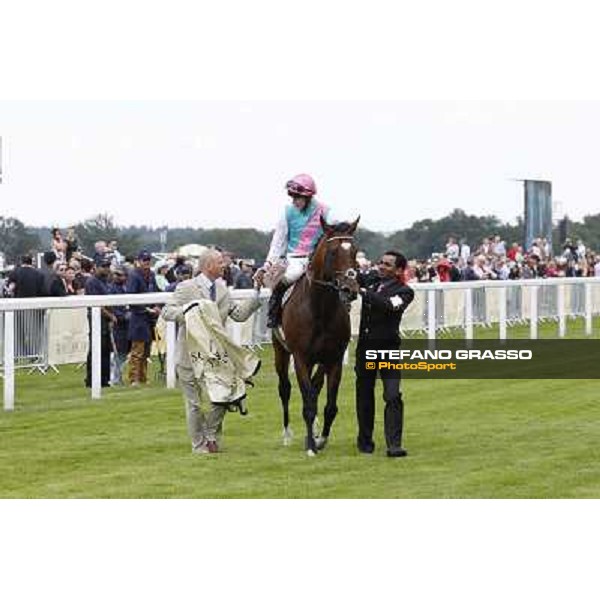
[310,235,358,293]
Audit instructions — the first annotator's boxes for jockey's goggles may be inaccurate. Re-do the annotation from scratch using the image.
[286,181,312,197]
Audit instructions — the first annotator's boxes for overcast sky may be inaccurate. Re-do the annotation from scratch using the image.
[2,100,600,233]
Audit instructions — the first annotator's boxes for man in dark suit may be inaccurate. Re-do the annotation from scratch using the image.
[107,266,130,385]
[6,255,45,298]
[6,255,45,358]
[352,250,415,458]
[41,251,67,297]
[84,258,116,388]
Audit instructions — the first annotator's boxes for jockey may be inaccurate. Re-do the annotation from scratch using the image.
[258,173,332,328]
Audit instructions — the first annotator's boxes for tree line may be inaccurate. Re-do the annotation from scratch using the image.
[2,209,599,265]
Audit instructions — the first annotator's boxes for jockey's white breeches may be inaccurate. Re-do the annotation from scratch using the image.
[283,255,309,284]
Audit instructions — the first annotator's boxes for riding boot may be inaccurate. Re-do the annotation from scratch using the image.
[267,280,288,328]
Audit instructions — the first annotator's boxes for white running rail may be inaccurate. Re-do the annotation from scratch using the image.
[2,278,600,411]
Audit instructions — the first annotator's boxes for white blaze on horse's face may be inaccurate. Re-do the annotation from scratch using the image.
[341,242,352,251]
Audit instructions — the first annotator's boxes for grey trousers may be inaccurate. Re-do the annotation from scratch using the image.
[177,365,226,449]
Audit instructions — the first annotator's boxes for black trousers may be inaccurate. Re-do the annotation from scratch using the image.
[355,346,404,450]
[85,331,111,387]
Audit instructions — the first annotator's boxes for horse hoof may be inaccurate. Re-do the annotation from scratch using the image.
[315,436,328,451]
[305,437,318,456]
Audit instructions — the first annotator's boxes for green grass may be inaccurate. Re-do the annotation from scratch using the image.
[1,321,599,498]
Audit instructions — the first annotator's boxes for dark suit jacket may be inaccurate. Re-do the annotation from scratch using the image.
[356,273,415,345]
[126,268,161,342]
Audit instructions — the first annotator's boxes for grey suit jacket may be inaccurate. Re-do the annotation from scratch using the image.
[161,276,260,367]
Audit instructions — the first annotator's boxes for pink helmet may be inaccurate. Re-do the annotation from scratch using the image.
[286,173,317,197]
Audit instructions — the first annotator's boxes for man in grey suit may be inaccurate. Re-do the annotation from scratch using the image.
[161,249,261,454]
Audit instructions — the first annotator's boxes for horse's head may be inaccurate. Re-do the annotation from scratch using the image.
[311,216,360,304]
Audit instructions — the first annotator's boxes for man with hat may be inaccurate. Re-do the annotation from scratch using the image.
[126,250,161,386]
[84,257,117,388]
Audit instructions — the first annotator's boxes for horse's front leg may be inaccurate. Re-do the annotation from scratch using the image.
[310,364,326,438]
[315,360,343,451]
[293,356,319,457]
[274,336,293,446]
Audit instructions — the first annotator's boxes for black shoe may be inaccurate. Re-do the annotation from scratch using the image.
[387,447,408,458]
[357,441,375,454]
[206,440,219,454]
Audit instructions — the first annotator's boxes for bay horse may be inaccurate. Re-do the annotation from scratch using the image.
[273,216,360,456]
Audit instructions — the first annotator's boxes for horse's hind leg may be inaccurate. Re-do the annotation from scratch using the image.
[274,336,293,445]
[315,361,343,451]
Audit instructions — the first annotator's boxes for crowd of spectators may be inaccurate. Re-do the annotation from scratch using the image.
[0,226,260,387]
[4,227,600,301]
[2,227,259,300]
[357,235,600,283]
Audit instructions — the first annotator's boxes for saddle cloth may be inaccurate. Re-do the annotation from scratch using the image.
[183,299,260,405]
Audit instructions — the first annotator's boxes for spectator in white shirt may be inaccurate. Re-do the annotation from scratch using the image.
[459,238,471,262]
[445,237,459,260]
[541,237,552,258]
[492,235,506,256]
[529,241,542,258]
[109,240,124,266]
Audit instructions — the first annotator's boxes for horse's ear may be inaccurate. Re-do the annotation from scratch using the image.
[320,214,329,230]
[348,216,360,234]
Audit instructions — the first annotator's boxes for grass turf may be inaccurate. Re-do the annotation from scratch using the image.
[1,319,599,498]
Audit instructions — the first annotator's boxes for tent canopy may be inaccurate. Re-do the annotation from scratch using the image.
[176,244,208,258]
